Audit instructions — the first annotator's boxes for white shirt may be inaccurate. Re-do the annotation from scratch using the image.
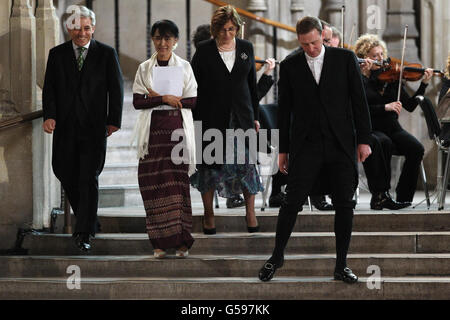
[72,41,90,60]
[219,50,236,73]
[305,45,325,84]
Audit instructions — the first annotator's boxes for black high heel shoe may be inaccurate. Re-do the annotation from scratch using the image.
[258,256,284,281]
[202,217,216,235]
[244,216,259,233]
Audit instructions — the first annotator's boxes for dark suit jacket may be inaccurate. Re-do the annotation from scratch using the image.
[42,39,123,179]
[191,38,259,132]
[278,46,371,171]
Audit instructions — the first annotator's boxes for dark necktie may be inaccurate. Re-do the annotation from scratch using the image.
[77,47,86,71]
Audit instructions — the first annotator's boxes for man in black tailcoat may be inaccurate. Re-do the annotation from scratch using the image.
[258,16,372,283]
[43,6,123,252]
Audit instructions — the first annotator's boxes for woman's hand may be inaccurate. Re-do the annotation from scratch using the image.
[422,68,433,84]
[163,95,183,109]
[263,58,276,75]
[360,58,373,77]
[385,101,402,115]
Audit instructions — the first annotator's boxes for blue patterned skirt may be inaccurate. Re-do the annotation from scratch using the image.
[190,138,264,198]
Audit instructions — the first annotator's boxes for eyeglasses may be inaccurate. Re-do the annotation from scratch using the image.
[323,38,331,45]
[219,26,237,34]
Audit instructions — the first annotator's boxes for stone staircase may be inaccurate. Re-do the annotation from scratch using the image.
[99,79,141,207]
[2,80,450,300]
[1,195,450,299]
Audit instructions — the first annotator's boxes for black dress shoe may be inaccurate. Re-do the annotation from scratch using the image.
[310,195,334,211]
[370,191,411,210]
[334,267,358,284]
[269,192,286,208]
[226,195,245,208]
[258,257,284,282]
[73,234,92,252]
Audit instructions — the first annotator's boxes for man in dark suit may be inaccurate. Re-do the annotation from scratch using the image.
[258,16,372,283]
[42,6,123,252]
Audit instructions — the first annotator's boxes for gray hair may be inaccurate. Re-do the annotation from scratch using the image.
[65,5,96,29]
[331,26,342,42]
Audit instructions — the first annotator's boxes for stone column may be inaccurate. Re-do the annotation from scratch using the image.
[247,0,268,59]
[384,0,425,191]
[10,0,36,113]
[36,0,60,88]
[247,0,268,101]
[1,0,36,248]
[290,0,305,26]
[0,0,12,109]
[323,0,344,29]
[383,0,420,61]
[34,0,61,230]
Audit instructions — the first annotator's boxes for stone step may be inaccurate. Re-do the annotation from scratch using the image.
[2,254,449,278]
[104,146,138,164]
[21,232,450,255]
[53,210,450,233]
[99,164,138,185]
[106,129,137,147]
[98,185,142,207]
[1,276,449,299]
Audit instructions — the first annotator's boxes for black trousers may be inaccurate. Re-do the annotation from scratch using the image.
[271,137,356,271]
[362,131,392,194]
[375,129,424,202]
[57,119,105,237]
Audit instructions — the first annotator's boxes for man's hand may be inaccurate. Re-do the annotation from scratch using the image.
[43,119,56,134]
[357,144,372,163]
[278,153,289,174]
[254,120,260,133]
[107,125,119,137]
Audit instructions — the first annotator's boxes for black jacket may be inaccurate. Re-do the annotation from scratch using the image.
[278,46,371,164]
[42,39,123,178]
[191,38,259,132]
[363,75,428,134]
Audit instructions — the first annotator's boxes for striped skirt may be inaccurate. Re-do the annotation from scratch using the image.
[138,110,194,250]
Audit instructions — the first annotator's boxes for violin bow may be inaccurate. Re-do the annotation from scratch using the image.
[348,23,356,49]
[341,5,345,48]
[397,25,408,101]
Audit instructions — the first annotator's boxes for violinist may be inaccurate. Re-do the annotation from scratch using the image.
[355,34,433,205]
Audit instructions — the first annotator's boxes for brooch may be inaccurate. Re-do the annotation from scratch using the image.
[240,52,248,60]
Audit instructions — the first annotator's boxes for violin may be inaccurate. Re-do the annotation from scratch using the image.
[376,56,444,83]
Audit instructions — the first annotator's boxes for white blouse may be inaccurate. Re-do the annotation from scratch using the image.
[219,50,236,73]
